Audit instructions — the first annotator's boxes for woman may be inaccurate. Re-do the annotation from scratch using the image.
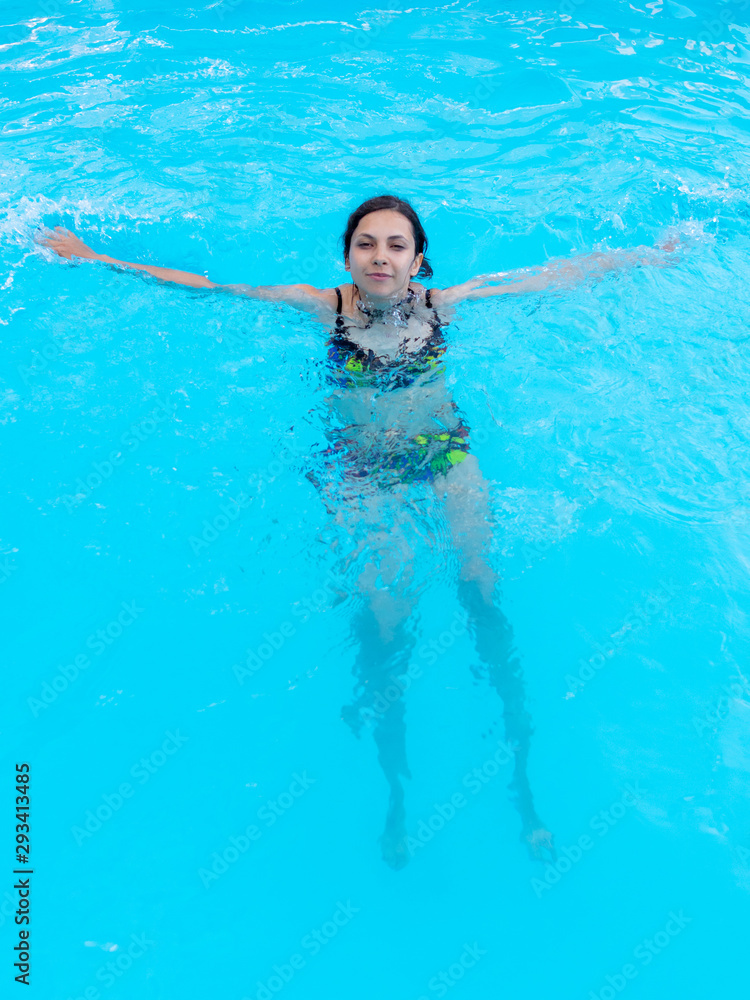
[40,195,665,869]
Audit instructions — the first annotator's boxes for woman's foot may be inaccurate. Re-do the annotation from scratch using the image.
[380,821,410,870]
[523,825,556,862]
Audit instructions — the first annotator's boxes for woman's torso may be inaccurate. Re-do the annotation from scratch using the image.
[324,282,459,436]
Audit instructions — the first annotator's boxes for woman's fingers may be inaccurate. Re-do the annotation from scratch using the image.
[36,232,71,257]
[34,225,80,258]
[657,230,689,253]
[36,226,69,245]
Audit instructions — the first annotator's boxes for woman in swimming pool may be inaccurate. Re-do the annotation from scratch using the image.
[40,195,669,869]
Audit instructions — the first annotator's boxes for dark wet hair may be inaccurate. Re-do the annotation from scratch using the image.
[341,194,433,279]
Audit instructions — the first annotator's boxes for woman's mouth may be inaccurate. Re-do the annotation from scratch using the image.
[367,273,391,281]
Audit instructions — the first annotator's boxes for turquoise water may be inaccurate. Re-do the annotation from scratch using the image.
[3,0,750,996]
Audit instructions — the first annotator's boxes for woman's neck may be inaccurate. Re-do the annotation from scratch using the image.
[353,284,416,332]
[355,281,412,310]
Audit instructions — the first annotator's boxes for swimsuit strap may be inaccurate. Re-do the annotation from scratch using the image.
[334,286,346,333]
[425,288,443,333]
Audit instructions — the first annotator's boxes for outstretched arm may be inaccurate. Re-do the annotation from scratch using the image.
[37,227,333,316]
[432,242,677,307]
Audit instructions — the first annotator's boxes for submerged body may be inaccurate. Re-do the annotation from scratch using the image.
[309,273,551,866]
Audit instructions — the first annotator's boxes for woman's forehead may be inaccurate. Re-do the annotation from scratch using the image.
[354,210,414,241]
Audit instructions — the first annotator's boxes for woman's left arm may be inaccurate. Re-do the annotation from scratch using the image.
[432,243,677,307]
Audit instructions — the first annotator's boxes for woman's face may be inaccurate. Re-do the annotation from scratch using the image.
[345,209,424,302]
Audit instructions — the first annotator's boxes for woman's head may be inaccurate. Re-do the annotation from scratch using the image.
[341,195,433,301]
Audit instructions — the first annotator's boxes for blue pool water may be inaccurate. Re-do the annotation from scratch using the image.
[3,0,750,996]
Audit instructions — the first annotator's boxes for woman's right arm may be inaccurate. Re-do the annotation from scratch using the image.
[433,240,681,307]
[38,227,335,316]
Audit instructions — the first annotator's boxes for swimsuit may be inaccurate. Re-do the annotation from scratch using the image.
[312,286,471,488]
[327,285,447,390]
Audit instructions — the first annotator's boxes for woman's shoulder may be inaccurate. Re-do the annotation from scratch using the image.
[419,284,444,306]
[309,283,356,313]
[294,285,341,309]
[410,282,443,307]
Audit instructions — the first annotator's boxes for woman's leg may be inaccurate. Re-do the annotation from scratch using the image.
[330,486,426,869]
[433,455,555,859]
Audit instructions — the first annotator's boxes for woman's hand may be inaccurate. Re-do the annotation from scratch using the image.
[657,233,685,253]
[36,226,100,261]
